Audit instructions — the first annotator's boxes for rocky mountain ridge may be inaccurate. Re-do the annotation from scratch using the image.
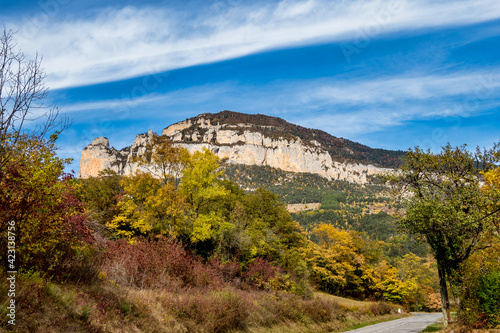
[79,111,403,183]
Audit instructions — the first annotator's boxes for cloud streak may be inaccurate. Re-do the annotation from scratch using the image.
[7,0,500,89]
[312,72,500,106]
[58,69,500,139]
[289,70,500,137]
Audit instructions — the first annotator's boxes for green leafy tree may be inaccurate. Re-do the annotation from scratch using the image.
[387,144,499,324]
[458,162,500,327]
[235,188,305,262]
[460,240,500,327]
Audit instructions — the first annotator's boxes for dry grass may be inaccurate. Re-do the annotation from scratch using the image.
[0,274,406,333]
[315,292,374,309]
[0,237,405,333]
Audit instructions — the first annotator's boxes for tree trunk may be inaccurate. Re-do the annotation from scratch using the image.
[437,264,451,325]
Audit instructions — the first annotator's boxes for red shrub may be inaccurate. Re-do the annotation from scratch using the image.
[243,258,282,290]
[209,257,242,285]
[188,259,224,289]
[101,237,192,289]
[101,237,228,289]
[102,240,302,293]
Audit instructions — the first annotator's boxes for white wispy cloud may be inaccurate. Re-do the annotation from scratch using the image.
[58,69,500,139]
[311,72,500,106]
[290,70,500,136]
[7,0,500,89]
[60,82,234,111]
[61,95,166,113]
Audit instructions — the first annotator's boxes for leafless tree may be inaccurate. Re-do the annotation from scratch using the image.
[0,28,69,170]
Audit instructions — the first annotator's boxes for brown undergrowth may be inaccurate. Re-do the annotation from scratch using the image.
[0,277,404,333]
[0,237,405,332]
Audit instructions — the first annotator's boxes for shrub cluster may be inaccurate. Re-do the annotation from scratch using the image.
[100,237,300,293]
[101,237,220,289]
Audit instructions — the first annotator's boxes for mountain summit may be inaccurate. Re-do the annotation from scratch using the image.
[79,111,404,183]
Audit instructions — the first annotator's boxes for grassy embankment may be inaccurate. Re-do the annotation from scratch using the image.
[0,275,407,333]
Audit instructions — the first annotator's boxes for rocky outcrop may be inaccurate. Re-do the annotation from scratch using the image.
[78,130,153,178]
[79,112,393,183]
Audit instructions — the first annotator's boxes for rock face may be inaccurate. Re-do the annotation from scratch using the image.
[79,111,398,183]
[78,130,153,178]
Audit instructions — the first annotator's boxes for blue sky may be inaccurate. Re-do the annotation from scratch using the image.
[1,0,500,173]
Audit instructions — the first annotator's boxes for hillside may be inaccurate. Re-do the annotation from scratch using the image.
[2,277,405,333]
[79,111,404,183]
[224,164,396,240]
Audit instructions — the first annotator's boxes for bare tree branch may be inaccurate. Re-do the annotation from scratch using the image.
[0,28,69,170]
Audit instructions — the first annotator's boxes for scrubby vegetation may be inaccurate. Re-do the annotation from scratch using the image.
[0,272,403,333]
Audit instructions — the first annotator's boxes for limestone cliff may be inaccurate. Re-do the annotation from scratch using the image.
[79,111,402,183]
